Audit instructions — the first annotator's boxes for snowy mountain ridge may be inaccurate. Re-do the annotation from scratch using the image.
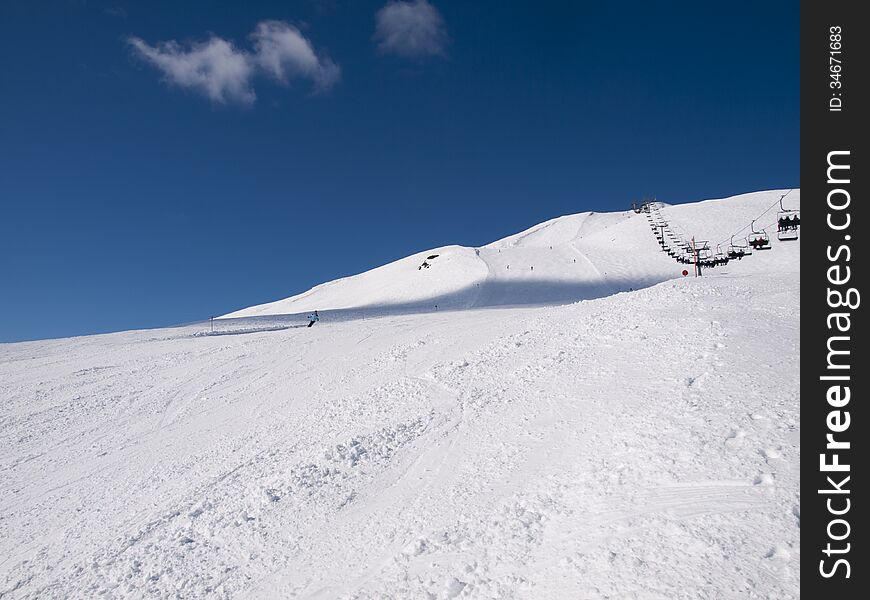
[221,189,800,319]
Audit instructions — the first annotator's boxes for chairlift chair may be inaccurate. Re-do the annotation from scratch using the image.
[777,212,799,242]
[749,233,771,250]
[749,221,771,250]
[727,236,750,260]
[776,193,800,241]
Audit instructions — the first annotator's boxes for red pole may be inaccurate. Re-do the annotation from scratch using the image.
[692,237,698,277]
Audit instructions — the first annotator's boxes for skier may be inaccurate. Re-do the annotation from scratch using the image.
[307,310,320,327]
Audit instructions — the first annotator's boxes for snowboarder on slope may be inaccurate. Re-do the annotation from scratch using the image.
[307,311,320,327]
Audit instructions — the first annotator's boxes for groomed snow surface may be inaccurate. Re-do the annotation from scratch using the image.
[1,190,799,598]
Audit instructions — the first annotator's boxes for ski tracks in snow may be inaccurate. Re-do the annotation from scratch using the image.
[0,272,799,599]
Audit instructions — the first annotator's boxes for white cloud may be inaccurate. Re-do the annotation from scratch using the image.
[374,0,448,59]
[104,6,127,19]
[128,37,256,105]
[129,21,339,105]
[251,21,340,92]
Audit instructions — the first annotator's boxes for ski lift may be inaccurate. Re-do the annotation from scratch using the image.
[749,221,771,250]
[776,194,800,241]
[693,242,715,269]
[727,235,750,260]
[713,245,729,267]
[678,244,694,264]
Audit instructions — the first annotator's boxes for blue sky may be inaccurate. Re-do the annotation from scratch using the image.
[0,1,798,342]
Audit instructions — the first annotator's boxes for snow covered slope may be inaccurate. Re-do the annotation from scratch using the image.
[221,189,800,318]
[0,189,800,599]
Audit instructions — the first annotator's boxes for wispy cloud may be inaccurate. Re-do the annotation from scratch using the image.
[128,37,257,105]
[104,6,127,19]
[128,21,339,106]
[374,0,448,60]
[251,21,340,92]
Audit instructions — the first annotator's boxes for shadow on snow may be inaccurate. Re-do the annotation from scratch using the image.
[203,275,673,335]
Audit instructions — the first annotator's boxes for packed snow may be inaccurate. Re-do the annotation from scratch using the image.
[0,190,800,598]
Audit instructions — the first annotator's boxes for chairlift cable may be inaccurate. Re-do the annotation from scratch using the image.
[713,190,795,248]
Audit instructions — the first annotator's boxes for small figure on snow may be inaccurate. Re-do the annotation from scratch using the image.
[307,310,320,327]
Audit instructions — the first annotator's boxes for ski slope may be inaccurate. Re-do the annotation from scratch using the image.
[0,190,800,598]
